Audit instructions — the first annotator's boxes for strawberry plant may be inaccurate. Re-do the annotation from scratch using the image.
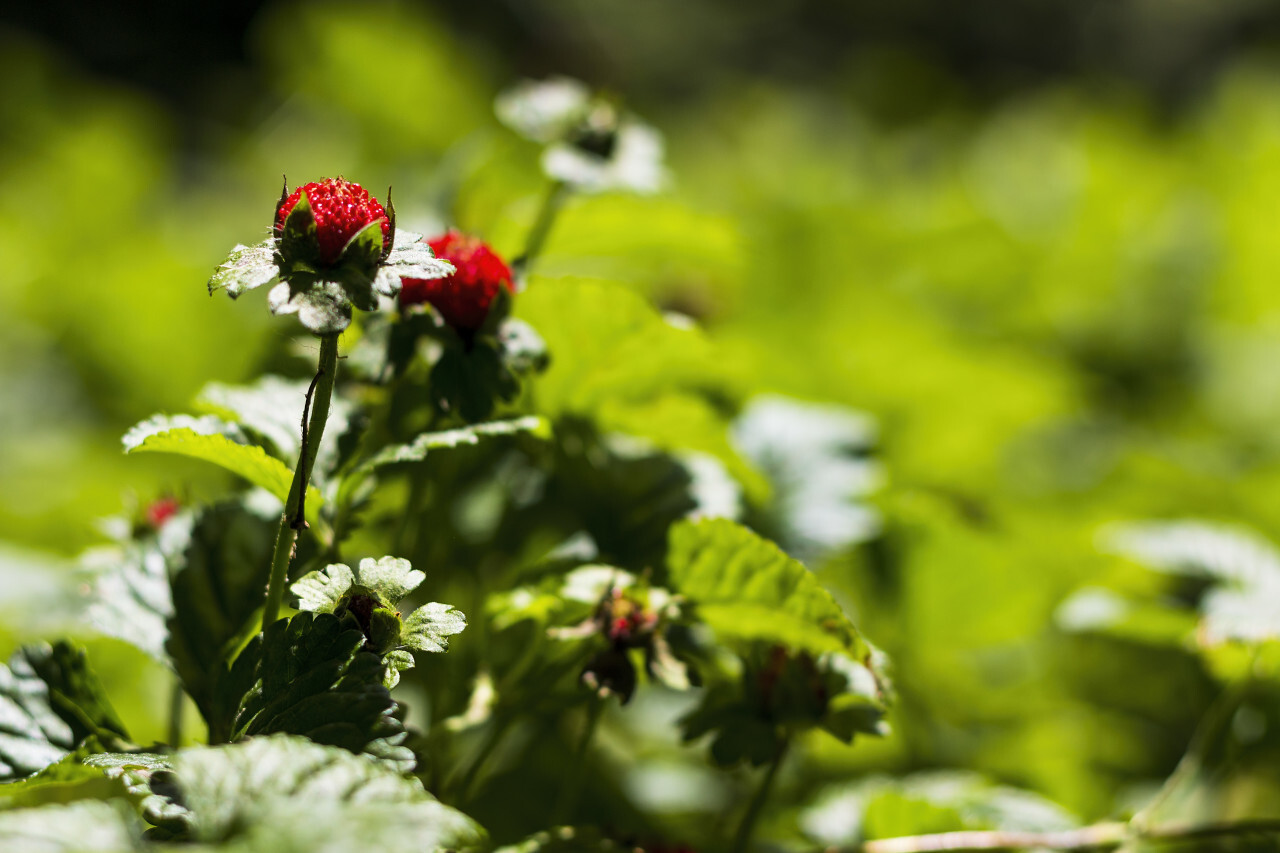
[2,71,1280,853]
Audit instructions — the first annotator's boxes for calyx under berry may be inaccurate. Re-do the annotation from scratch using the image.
[208,178,455,335]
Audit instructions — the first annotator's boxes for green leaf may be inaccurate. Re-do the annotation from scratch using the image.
[402,602,467,653]
[0,800,139,851]
[267,279,353,335]
[144,735,483,849]
[208,239,279,298]
[165,502,276,742]
[356,416,551,474]
[196,375,353,485]
[667,518,869,659]
[229,612,412,769]
[20,644,129,747]
[0,741,132,809]
[291,557,424,613]
[0,643,128,781]
[122,416,322,526]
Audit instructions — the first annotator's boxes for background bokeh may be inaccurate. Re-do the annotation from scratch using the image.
[4,0,1280,839]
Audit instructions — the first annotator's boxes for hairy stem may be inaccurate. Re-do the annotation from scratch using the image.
[859,823,1129,853]
[857,818,1280,852]
[553,694,605,824]
[261,333,339,633]
[730,736,790,853]
[512,179,568,276]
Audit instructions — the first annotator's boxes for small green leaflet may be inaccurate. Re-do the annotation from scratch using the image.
[356,416,552,474]
[122,415,322,525]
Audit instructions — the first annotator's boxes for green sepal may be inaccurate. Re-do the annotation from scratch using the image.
[382,650,415,689]
[267,279,353,335]
[401,602,467,653]
[276,187,321,271]
[291,556,425,613]
[366,606,403,656]
[208,239,279,298]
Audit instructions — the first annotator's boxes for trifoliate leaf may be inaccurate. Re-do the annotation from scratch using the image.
[0,800,139,851]
[122,416,322,525]
[0,643,128,781]
[144,735,484,850]
[267,279,353,335]
[401,602,467,653]
[165,502,276,741]
[229,612,412,770]
[208,239,279,298]
[356,416,551,474]
[667,518,870,659]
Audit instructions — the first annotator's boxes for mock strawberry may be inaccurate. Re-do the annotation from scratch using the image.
[144,496,181,530]
[275,178,392,266]
[400,231,514,331]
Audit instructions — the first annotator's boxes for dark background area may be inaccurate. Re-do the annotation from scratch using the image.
[9,0,1280,128]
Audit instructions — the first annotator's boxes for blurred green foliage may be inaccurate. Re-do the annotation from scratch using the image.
[4,0,1280,845]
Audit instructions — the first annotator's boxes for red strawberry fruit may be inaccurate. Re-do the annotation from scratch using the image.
[275,178,392,266]
[400,231,514,331]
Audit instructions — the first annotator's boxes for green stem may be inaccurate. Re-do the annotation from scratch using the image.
[261,334,340,634]
[730,736,789,853]
[512,180,568,276]
[553,694,605,824]
[167,678,184,748]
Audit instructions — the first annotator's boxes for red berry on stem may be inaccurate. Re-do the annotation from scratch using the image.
[145,496,180,530]
[400,231,514,331]
[275,178,391,265]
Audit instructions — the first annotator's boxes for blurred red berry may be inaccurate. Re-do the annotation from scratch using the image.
[145,497,180,530]
[400,231,514,331]
[275,178,391,265]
